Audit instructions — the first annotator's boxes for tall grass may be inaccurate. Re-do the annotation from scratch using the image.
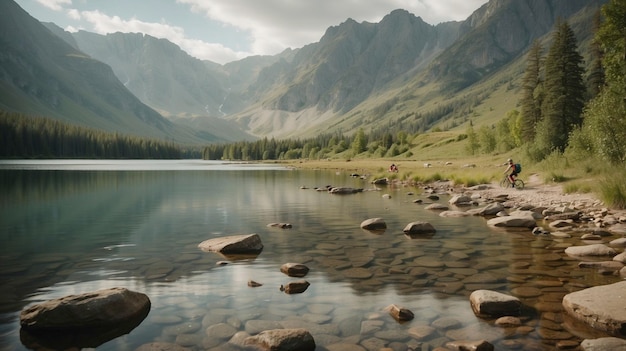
[599,174,626,209]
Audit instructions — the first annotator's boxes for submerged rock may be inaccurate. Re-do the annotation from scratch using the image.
[243,328,315,351]
[385,304,414,322]
[469,290,521,317]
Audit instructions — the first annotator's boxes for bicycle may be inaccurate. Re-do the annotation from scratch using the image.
[500,175,524,190]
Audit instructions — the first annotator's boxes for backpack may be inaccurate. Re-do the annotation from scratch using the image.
[514,163,522,173]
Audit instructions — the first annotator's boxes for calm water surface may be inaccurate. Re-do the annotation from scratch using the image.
[0,160,620,350]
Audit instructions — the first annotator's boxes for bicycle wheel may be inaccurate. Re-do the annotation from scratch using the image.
[513,179,525,190]
[500,178,510,188]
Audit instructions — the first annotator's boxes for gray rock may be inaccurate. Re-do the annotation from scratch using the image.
[403,221,436,235]
[486,216,536,228]
[280,263,310,277]
[360,218,387,230]
[425,203,449,210]
[329,187,363,194]
[280,280,310,294]
[545,212,581,221]
[610,237,626,246]
[198,234,263,254]
[510,210,543,220]
[608,223,626,235]
[449,194,473,205]
[439,210,471,217]
[580,337,626,351]
[135,342,192,351]
[614,252,626,263]
[549,219,576,229]
[478,203,505,216]
[445,339,494,351]
[267,223,292,229]
[562,281,626,335]
[243,328,315,351]
[469,290,521,317]
[20,287,150,330]
[564,244,616,257]
[385,304,414,322]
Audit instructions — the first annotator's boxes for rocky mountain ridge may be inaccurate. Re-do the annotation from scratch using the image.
[2,0,608,143]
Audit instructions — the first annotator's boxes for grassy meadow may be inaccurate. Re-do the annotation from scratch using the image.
[283,132,626,209]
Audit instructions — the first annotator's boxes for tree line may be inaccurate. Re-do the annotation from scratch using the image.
[0,111,183,159]
[471,0,625,165]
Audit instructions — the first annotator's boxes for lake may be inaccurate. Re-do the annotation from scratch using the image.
[0,160,620,350]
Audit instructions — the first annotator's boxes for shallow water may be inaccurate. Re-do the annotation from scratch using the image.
[0,160,621,350]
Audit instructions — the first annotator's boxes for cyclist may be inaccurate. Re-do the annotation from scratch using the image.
[503,158,519,187]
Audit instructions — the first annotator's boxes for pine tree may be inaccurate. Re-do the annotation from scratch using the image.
[586,9,605,99]
[573,0,626,163]
[536,20,585,156]
[519,40,544,141]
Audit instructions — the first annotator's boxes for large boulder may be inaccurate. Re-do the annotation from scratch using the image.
[198,234,263,254]
[562,281,626,335]
[243,328,315,351]
[20,287,150,330]
[469,290,522,317]
[19,288,150,349]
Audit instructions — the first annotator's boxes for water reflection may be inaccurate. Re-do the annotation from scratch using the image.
[0,160,621,350]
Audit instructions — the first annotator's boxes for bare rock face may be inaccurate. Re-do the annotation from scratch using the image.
[280,263,310,277]
[198,233,263,254]
[562,281,626,336]
[20,287,150,330]
[469,290,522,317]
[243,328,315,351]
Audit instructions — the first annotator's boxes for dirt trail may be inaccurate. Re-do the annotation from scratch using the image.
[476,173,603,209]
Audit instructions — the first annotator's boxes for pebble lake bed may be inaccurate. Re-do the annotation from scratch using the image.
[1,160,625,350]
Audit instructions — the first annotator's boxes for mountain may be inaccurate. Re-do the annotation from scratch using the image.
[228,0,606,138]
[0,0,253,144]
[3,0,608,144]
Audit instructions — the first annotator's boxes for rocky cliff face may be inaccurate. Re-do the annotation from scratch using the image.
[254,10,461,113]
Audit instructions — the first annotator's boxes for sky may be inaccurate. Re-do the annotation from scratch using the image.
[15,0,488,65]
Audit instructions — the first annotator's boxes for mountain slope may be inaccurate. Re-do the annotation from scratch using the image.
[227,0,607,138]
[0,0,208,143]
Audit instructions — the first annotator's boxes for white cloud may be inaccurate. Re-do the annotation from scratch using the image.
[26,0,486,64]
[175,0,487,56]
[77,10,249,63]
[36,0,71,11]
